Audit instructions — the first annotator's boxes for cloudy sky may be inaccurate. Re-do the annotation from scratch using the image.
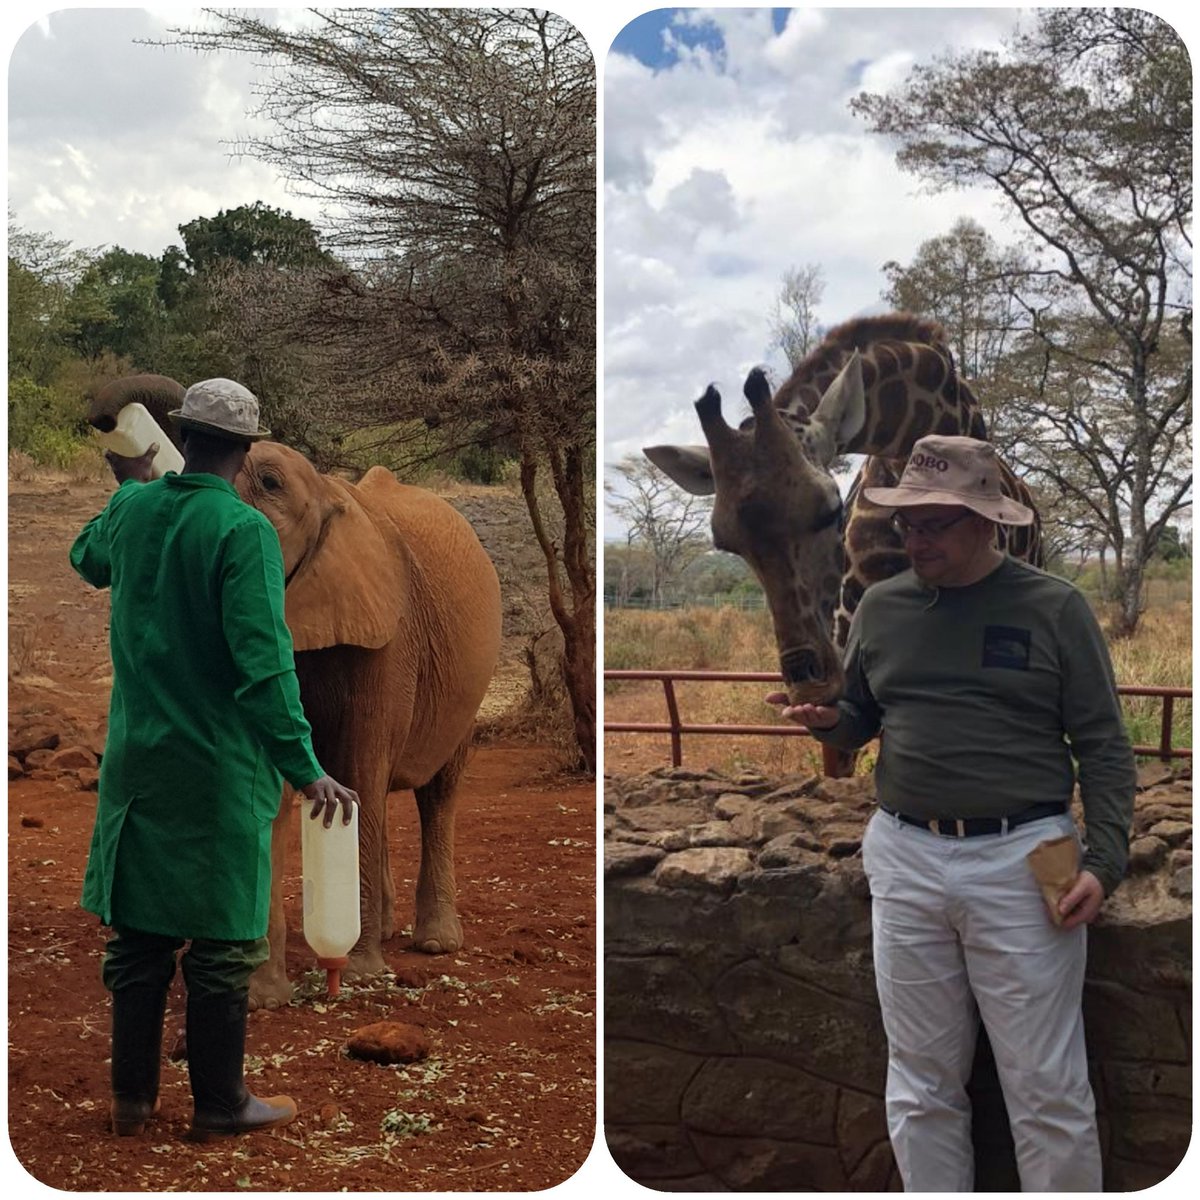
[601,6,1038,536]
[6,6,338,256]
[602,4,1194,540]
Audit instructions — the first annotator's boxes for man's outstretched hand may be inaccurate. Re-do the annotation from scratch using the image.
[765,691,840,729]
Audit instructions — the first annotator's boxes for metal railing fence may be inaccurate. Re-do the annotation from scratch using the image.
[604,669,1192,769]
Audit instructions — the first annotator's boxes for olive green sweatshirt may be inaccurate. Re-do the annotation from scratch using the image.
[812,557,1136,894]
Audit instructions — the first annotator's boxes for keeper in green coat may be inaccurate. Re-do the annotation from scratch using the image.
[71,377,358,1143]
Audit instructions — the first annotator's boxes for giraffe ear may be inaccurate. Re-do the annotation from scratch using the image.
[810,349,866,456]
[643,445,716,495]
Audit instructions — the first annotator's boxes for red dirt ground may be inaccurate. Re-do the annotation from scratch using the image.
[7,470,596,1191]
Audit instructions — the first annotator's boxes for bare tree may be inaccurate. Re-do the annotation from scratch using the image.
[854,7,1191,634]
[605,455,711,606]
[769,263,826,371]
[166,9,596,770]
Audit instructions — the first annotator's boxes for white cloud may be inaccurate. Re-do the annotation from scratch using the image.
[5,7,328,256]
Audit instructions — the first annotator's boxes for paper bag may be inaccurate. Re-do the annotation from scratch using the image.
[1026,835,1079,926]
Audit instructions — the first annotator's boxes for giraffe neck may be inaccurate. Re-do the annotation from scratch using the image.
[775,318,987,456]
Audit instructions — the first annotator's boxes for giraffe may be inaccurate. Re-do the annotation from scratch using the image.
[645,313,1041,771]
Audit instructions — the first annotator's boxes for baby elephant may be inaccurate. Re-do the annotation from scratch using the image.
[236,442,501,1009]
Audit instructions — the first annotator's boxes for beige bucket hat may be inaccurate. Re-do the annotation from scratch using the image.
[863,434,1034,526]
[168,378,272,441]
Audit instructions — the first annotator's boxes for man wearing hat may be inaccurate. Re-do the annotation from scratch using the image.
[775,434,1135,1191]
[71,379,359,1142]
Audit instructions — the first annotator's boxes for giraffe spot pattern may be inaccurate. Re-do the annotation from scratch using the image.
[872,379,907,447]
[914,349,948,392]
[909,398,935,442]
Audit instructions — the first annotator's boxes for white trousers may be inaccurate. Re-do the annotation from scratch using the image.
[862,808,1101,1193]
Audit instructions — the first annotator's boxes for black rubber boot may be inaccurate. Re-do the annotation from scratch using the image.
[185,990,296,1142]
[110,986,167,1135]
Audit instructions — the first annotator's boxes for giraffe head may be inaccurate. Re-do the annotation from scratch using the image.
[645,353,867,705]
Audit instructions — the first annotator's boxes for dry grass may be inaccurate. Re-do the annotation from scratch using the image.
[603,599,1192,772]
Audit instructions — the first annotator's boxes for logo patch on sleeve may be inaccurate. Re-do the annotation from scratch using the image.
[982,625,1031,670]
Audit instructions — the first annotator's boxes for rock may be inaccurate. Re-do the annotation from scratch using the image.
[47,745,97,771]
[23,749,56,770]
[315,1101,343,1129]
[1136,762,1175,791]
[762,776,821,802]
[653,848,754,895]
[1127,836,1169,874]
[1169,866,1191,899]
[729,805,805,846]
[9,756,23,780]
[826,833,864,859]
[76,768,100,792]
[688,820,745,847]
[713,793,759,820]
[345,1021,430,1064]
[759,832,825,869]
[1169,849,1191,871]
[814,776,876,807]
[617,802,712,834]
[82,727,108,759]
[605,842,666,878]
[9,725,60,759]
[1146,820,1192,848]
[19,815,43,829]
[617,788,657,808]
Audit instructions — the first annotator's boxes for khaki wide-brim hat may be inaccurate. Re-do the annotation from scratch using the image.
[863,434,1035,526]
[168,378,272,442]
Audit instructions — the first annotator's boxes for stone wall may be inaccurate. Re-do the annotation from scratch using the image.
[604,765,1192,1191]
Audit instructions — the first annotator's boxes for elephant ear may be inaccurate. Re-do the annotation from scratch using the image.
[284,480,402,652]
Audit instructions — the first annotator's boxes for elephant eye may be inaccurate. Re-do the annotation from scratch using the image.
[262,473,282,492]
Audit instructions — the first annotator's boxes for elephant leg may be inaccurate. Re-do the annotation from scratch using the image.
[342,764,391,983]
[412,734,470,954]
[249,787,295,1012]
[379,795,396,942]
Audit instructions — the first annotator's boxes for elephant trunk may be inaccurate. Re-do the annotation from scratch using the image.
[87,374,188,451]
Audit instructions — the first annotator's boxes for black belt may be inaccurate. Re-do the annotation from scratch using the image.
[880,800,1068,838]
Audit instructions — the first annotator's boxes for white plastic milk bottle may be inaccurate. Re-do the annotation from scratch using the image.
[301,802,361,996]
[95,403,185,477]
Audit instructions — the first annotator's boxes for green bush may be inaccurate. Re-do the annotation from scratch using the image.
[453,442,515,484]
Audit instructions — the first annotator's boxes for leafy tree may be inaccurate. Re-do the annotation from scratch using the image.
[166,8,597,771]
[1154,524,1189,563]
[64,247,164,363]
[7,217,93,383]
[178,202,334,273]
[854,7,1191,634]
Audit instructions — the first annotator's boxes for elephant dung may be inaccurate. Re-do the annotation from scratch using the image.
[346,1021,431,1065]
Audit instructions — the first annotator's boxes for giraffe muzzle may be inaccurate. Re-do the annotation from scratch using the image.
[779,648,840,706]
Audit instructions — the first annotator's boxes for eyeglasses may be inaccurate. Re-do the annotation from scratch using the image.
[890,511,974,539]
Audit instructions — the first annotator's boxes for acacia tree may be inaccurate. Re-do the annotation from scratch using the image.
[167,8,597,770]
[605,455,711,606]
[854,7,1191,634]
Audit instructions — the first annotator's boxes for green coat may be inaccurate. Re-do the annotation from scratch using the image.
[70,473,323,940]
